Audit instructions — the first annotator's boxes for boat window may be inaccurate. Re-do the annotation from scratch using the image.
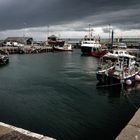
[93,48,96,51]
[81,47,92,53]
[83,42,87,44]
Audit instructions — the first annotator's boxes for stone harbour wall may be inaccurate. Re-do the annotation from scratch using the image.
[0,122,56,140]
[116,108,140,140]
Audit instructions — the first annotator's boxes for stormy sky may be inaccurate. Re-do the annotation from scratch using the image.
[0,0,140,40]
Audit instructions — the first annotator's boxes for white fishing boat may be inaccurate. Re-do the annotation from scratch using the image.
[81,26,108,58]
[53,42,73,51]
[96,49,140,86]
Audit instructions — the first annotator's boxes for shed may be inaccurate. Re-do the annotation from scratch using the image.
[4,37,33,45]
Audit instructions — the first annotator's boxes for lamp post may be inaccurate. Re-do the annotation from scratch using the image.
[109,24,110,43]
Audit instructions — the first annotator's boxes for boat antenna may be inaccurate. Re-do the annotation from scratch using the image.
[48,25,50,37]
[89,24,91,39]
[23,22,27,37]
[91,28,94,37]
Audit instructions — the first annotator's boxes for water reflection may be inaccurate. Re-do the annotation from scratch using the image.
[0,50,139,140]
[96,82,122,97]
[96,82,140,97]
[124,83,140,93]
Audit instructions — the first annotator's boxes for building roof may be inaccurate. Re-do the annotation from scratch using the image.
[4,37,33,44]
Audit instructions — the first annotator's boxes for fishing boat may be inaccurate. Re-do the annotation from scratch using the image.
[97,49,134,74]
[53,43,73,51]
[0,55,9,65]
[47,35,72,51]
[81,36,108,57]
[47,35,65,47]
[96,49,140,86]
[81,26,107,57]
[0,51,9,65]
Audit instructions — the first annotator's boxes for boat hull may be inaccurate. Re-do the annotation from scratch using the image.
[97,73,121,85]
[96,72,138,86]
[81,47,107,58]
[53,46,73,52]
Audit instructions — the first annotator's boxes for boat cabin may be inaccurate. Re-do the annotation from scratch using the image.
[99,49,136,71]
[47,35,65,47]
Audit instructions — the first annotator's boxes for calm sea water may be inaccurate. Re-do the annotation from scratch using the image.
[0,49,139,140]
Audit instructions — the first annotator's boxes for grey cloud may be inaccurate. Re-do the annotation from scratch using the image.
[0,0,139,31]
[102,28,110,33]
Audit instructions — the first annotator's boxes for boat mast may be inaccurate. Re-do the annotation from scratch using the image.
[23,22,27,37]
[111,29,114,49]
[47,25,50,39]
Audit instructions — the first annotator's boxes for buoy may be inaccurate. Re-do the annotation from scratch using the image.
[125,79,132,85]
[135,75,140,81]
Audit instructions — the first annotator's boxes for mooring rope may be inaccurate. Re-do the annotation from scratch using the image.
[96,82,121,88]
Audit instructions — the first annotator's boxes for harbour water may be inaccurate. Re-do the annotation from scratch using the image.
[0,49,139,140]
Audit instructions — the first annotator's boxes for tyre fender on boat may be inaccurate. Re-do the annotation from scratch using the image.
[135,74,140,81]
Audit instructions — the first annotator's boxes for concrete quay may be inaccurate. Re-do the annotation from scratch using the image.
[116,108,140,140]
[0,45,53,54]
[0,122,55,140]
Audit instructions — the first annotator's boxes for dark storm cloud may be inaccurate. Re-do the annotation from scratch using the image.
[0,0,140,31]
